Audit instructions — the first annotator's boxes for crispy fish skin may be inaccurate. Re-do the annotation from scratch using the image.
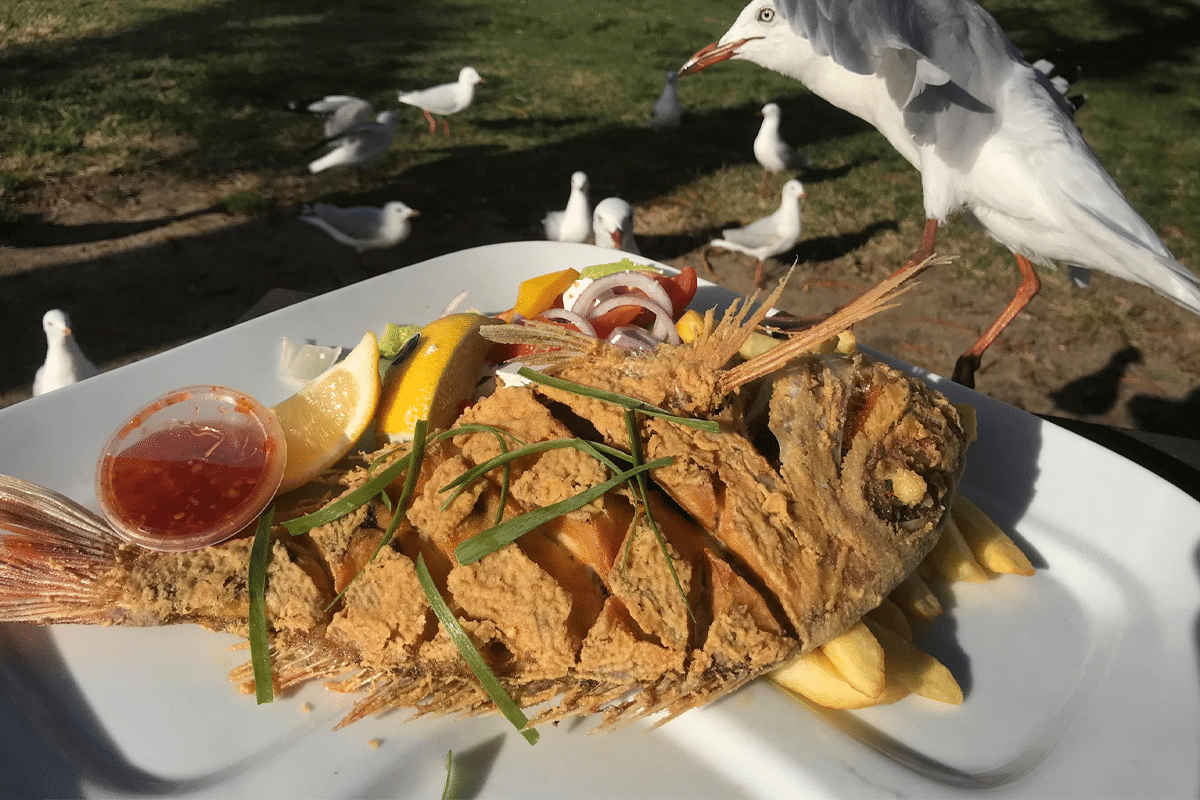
[0,311,966,732]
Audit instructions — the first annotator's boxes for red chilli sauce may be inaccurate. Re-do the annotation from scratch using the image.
[96,386,286,550]
[102,423,274,536]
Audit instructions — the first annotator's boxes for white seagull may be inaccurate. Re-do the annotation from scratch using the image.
[754,102,811,193]
[300,95,374,138]
[299,201,418,254]
[649,70,683,128]
[710,178,806,287]
[679,0,1200,386]
[34,309,99,396]
[303,97,398,173]
[593,197,641,254]
[542,171,592,243]
[397,66,484,135]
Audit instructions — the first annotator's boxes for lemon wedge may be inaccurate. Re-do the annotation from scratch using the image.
[272,331,381,493]
[375,313,501,443]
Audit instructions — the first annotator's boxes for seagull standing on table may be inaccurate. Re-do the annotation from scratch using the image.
[754,102,811,194]
[299,201,418,254]
[397,66,484,135]
[679,0,1200,387]
[542,171,592,243]
[34,309,99,396]
[649,70,683,128]
[710,178,806,288]
[593,197,640,254]
[301,96,398,174]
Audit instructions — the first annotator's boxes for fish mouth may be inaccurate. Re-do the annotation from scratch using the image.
[678,37,763,77]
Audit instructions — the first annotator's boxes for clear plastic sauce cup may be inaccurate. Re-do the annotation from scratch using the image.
[95,385,286,552]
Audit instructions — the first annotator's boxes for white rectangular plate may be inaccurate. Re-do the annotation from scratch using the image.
[2,241,1198,798]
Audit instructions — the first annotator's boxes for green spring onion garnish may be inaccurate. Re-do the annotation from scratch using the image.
[281,450,413,536]
[248,506,275,704]
[454,457,672,565]
[442,750,455,800]
[415,553,539,745]
[623,408,694,621]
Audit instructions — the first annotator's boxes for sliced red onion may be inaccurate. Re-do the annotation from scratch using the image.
[439,290,470,317]
[607,326,658,351]
[537,307,597,338]
[590,296,681,344]
[569,271,674,319]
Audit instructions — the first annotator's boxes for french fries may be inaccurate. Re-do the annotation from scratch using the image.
[921,514,990,583]
[771,648,909,710]
[819,621,885,698]
[771,620,961,709]
[771,496,1031,711]
[952,494,1036,576]
[863,619,962,705]
[889,571,943,620]
[867,598,912,642]
[953,402,978,443]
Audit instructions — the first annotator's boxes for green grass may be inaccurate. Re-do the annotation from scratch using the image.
[1,0,1198,274]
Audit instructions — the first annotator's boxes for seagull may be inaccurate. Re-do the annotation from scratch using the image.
[397,66,484,135]
[753,101,812,194]
[34,309,99,396]
[593,197,640,254]
[302,98,398,173]
[710,178,806,287]
[679,0,1200,387]
[299,201,418,254]
[296,95,375,138]
[542,171,592,243]
[649,70,683,128]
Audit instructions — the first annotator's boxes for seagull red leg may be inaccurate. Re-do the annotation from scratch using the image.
[754,258,766,288]
[952,254,1041,388]
[423,110,437,135]
[896,218,940,273]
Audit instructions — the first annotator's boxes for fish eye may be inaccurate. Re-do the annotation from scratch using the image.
[757,6,775,23]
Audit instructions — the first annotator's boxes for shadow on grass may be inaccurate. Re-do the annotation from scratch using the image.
[1,95,873,398]
[6,205,224,248]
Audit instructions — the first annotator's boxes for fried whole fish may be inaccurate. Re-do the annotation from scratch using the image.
[0,264,967,730]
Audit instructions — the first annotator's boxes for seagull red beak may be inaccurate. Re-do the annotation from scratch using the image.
[678,37,762,77]
[608,230,623,248]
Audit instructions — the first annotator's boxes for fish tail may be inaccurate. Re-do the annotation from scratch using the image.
[0,475,123,625]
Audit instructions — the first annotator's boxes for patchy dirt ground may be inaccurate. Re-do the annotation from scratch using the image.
[4,169,1200,441]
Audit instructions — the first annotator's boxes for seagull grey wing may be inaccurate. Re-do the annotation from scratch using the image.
[722,216,781,248]
[310,204,384,240]
[777,0,1025,166]
[325,98,376,138]
[307,95,364,114]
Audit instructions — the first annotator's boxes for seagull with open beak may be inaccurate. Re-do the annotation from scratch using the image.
[679,0,1200,387]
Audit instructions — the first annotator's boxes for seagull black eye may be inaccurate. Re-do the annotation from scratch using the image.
[757,7,775,23]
